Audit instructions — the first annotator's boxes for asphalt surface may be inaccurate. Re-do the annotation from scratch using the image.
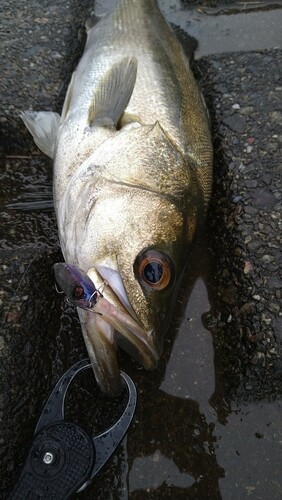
[197,49,282,396]
[0,1,281,498]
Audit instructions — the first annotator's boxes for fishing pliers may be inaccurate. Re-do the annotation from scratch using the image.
[8,359,136,499]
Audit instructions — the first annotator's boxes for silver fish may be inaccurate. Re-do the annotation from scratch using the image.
[21,0,213,395]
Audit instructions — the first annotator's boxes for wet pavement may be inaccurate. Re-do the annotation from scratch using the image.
[1,1,281,499]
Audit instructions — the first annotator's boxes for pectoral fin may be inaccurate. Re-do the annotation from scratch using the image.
[88,57,138,128]
[20,111,60,158]
[61,71,76,121]
[118,111,143,130]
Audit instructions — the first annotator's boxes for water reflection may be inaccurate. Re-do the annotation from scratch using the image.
[161,277,216,422]
[129,450,195,491]
[95,0,282,58]
[216,400,282,499]
[127,389,224,499]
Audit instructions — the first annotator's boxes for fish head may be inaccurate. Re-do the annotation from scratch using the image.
[59,122,203,394]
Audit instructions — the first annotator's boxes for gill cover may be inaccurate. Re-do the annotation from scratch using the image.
[58,120,201,259]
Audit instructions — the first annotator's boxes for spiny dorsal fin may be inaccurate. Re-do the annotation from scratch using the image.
[170,23,198,61]
[85,12,105,32]
[88,56,138,127]
[20,111,60,158]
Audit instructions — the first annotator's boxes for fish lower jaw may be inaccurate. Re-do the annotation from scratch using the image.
[79,308,159,395]
[93,296,159,367]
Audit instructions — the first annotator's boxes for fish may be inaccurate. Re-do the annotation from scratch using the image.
[20,0,213,395]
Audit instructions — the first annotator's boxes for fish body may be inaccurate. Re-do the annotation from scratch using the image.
[21,0,213,394]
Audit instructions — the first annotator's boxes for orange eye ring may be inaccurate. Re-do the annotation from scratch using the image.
[136,250,172,290]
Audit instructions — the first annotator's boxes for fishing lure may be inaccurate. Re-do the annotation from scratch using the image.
[53,263,103,310]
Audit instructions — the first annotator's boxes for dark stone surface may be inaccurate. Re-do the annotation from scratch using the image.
[222,114,247,133]
[1,0,93,155]
[195,49,282,397]
[0,1,94,496]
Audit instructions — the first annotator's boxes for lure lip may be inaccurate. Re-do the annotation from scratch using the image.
[53,262,159,394]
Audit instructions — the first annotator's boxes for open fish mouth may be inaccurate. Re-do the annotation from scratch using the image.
[53,263,159,395]
[78,295,158,395]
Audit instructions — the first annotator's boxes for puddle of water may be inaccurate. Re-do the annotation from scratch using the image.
[129,450,195,491]
[160,1,282,57]
[160,277,216,422]
[94,0,282,57]
[216,400,282,499]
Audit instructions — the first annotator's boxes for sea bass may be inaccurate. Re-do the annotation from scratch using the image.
[21,0,213,395]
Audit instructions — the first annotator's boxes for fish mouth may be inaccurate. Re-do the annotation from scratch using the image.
[77,267,159,396]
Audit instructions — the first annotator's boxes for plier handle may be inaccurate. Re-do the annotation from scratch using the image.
[8,359,137,499]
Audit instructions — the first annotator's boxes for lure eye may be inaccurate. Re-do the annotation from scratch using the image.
[73,285,84,300]
[135,250,172,290]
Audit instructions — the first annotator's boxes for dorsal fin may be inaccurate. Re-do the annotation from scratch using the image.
[85,12,105,32]
[170,23,198,61]
[88,57,138,127]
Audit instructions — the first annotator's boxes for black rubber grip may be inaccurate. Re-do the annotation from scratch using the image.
[8,422,95,500]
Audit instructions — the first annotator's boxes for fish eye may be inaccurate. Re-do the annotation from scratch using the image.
[135,250,172,290]
[73,284,84,300]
